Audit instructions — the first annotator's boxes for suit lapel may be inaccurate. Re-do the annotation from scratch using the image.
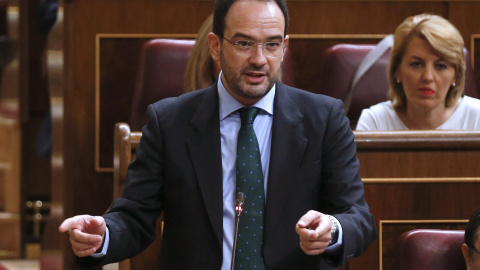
[265,83,308,232]
[187,86,223,246]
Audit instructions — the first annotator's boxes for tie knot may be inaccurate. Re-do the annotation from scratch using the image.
[239,107,260,126]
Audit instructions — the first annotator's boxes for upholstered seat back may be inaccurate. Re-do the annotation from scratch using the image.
[130,38,296,130]
[130,39,195,130]
[398,229,466,270]
[319,44,479,129]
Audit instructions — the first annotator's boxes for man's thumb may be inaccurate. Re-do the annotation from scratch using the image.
[87,216,105,234]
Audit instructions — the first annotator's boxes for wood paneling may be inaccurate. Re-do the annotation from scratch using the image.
[0,117,20,213]
[356,131,480,179]
[0,213,20,258]
[348,131,480,270]
[448,2,480,98]
[472,36,480,98]
[288,2,447,34]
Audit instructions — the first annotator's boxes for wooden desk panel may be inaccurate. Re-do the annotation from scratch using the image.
[349,131,480,270]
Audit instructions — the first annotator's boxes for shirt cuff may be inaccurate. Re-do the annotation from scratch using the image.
[91,226,109,258]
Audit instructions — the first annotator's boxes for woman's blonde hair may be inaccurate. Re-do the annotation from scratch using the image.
[388,13,465,108]
[184,14,216,93]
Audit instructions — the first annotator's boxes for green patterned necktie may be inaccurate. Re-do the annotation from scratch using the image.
[235,107,266,270]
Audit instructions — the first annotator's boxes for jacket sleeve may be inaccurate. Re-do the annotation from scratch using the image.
[78,105,165,267]
[319,99,377,266]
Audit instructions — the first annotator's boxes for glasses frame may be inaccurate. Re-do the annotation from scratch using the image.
[469,244,480,255]
[221,36,286,58]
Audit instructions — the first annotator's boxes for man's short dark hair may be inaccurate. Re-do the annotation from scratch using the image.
[213,0,289,38]
[465,208,480,257]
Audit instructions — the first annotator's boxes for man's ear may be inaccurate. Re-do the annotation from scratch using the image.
[281,35,289,62]
[462,243,472,267]
[209,32,221,62]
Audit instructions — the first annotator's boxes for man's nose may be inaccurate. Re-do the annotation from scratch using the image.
[248,45,268,65]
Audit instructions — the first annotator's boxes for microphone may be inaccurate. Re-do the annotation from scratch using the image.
[235,192,245,218]
[231,192,245,270]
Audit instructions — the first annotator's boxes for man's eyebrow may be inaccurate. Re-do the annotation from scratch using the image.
[265,35,284,41]
[229,33,254,40]
[229,32,284,41]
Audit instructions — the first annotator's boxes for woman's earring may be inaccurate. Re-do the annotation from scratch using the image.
[452,82,456,87]
[396,80,401,84]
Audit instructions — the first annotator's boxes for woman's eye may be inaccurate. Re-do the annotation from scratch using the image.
[435,63,448,70]
[410,62,423,68]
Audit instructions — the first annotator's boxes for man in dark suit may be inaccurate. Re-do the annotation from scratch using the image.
[59,0,377,269]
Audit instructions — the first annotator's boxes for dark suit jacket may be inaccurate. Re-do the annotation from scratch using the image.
[83,82,377,269]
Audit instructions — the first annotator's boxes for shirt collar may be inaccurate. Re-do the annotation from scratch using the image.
[217,71,275,121]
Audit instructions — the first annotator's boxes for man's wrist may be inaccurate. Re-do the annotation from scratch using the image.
[91,226,109,258]
[327,215,339,246]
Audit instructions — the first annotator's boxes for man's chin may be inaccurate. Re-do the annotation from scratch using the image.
[241,84,270,98]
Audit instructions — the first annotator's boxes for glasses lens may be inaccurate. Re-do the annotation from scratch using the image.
[263,42,284,58]
[232,41,284,58]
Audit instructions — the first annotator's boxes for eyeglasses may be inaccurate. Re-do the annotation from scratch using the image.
[469,244,480,255]
[222,37,286,58]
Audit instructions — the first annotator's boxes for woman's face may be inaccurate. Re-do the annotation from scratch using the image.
[396,36,456,111]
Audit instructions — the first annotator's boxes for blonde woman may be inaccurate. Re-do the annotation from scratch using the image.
[356,14,480,130]
[184,14,221,92]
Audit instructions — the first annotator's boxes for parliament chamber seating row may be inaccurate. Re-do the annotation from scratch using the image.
[129,38,479,130]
